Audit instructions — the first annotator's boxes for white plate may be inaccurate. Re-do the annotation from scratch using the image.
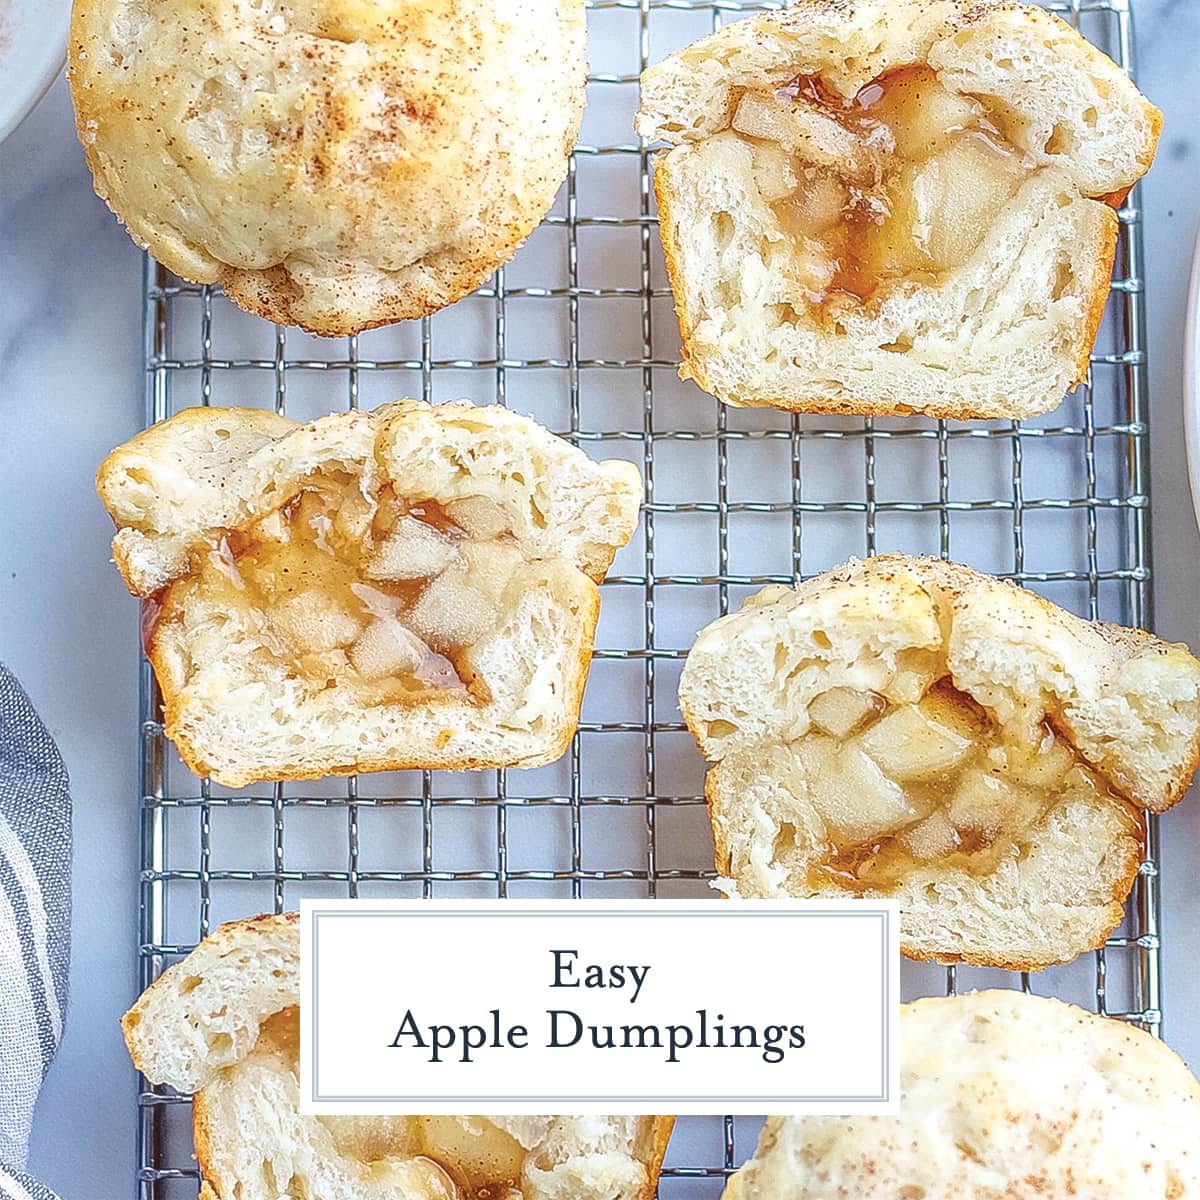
[0,0,71,145]
[1186,220,1200,534]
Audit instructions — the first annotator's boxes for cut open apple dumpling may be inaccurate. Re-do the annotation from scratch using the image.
[679,555,1200,970]
[96,401,642,786]
[121,913,674,1200]
[637,0,1161,419]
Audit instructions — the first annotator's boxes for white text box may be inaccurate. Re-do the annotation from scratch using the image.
[301,899,899,1116]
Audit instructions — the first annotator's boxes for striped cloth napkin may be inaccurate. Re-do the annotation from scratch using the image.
[0,665,70,1200]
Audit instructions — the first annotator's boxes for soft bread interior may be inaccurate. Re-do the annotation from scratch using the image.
[198,1010,663,1200]
[637,0,1161,418]
[679,556,1200,969]
[96,402,642,785]
[123,913,301,1095]
[723,991,1200,1200]
[124,914,671,1200]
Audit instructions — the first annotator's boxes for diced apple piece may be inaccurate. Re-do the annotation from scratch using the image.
[898,809,960,860]
[256,509,289,544]
[913,136,1023,270]
[803,739,917,844]
[297,649,350,679]
[751,141,799,203]
[365,516,458,581]
[406,563,497,651]
[349,616,463,691]
[946,769,1040,840]
[885,77,983,160]
[733,91,880,182]
[917,682,988,741]
[461,540,522,606]
[416,1118,527,1190]
[287,490,324,528]
[733,90,808,146]
[1011,732,1077,791]
[443,496,511,540]
[206,537,245,588]
[270,591,363,653]
[841,164,930,284]
[808,687,882,738]
[349,581,403,620]
[288,488,343,550]
[349,617,424,680]
[332,488,375,544]
[888,655,938,705]
[776,169,847,239]
[791,236,837,294]
[859,704,973,781]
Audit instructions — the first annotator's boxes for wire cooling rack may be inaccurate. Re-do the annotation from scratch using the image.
[134,1,1158,1196]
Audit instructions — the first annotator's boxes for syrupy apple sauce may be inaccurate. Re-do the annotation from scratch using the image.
[730,64,1037,316]
[776,676,1140,893]
[255,1008,526,1200]
[159,472,528,708]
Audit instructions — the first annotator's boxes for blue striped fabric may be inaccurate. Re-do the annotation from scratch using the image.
[0,666,69,1200]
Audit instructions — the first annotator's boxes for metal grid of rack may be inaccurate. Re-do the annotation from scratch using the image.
[135,1,1157,1196]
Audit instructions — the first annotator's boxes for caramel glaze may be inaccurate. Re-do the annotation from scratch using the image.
[153,474,506,706]
[741,64,1034,314]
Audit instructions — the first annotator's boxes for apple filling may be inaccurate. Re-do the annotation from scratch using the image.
[256,1008,527,1200]
[788,678,1139,892]
[732,65,1036,312]
[172,473,527,707]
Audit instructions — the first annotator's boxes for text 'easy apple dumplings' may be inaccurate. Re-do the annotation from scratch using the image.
[97,401,642,787]
[637,0,1161,419]
[121,913,675,1200]
[68,0,586,336]
[678,555,1200,971]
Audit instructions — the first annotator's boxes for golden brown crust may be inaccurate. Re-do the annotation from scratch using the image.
[192,1095,218,1200]
[1070,204,1120,388]
[651,166,702,392]
[214,254,510,339]
[638,1118,677,1200]
[703,768,733,881]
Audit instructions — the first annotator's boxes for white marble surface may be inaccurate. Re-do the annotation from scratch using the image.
[1,0,1197,1193]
